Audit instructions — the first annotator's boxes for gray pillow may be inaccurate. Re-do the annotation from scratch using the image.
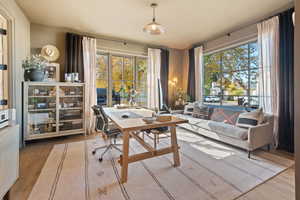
[192,103,212,119]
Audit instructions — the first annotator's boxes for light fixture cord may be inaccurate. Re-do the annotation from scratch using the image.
[152,6,156,22]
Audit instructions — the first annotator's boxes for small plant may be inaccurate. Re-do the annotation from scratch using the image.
[174,88,188,106]
[22,54,48,71]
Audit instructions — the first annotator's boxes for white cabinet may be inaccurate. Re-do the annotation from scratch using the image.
[0,125,19,199]
[23,82,86,141]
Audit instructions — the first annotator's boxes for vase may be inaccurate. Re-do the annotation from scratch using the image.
[25,69,45,81]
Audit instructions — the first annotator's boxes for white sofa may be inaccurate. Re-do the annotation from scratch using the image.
[174,112,274,158]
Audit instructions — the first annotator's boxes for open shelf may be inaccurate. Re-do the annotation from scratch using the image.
[28,96,56,98]
[59,129,85,135]
[59,107,83,110]
[60,95,83,98]
[28,108,56,112]
[60,119,83,123]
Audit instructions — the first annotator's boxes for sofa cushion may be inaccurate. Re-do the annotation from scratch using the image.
[210,108,242,125]
[192,103,213,119]
[208,121,248,140]
[183,103,194,115]
[236,108,264,128]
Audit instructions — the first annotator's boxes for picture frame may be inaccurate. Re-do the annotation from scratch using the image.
[44,63,60,82]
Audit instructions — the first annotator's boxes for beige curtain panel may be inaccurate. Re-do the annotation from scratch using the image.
[147,48,161,110]
[257,16,280,147]
[194,46,204,102]
[83,37,97,134]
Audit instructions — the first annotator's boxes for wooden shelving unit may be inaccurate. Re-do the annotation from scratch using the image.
[23,82,86,141]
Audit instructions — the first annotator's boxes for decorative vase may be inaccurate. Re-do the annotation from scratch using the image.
[25,69,45,81]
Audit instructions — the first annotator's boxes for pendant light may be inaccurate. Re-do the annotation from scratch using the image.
[143,3,165,35]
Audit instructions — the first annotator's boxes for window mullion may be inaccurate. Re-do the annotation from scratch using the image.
[220,53,223,106]
[247,43,251,106]
[134,57,137,90]
[108,53,112,106]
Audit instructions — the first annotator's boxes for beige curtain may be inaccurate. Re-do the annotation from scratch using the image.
[147,48,161,110]
[257,16,280,146]
[194,46,204,102]
[82,37,97,134]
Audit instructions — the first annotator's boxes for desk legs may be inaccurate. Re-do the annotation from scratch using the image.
[170,126,180,167]
[121,130,130,183]
[120,127,180,183]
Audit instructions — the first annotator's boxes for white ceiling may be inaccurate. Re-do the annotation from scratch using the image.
[16,0,293,49]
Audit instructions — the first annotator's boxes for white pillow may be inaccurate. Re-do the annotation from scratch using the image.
[236,108,264,128]
[183,103,194,115]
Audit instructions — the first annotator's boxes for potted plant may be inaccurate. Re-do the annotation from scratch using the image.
[22,54,48,81]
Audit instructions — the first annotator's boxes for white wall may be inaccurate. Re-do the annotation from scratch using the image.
[31,23,148,72]
[0,0,30,145]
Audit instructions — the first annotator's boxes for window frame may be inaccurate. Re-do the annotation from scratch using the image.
[96,51,147,106]
[203,40,259,108]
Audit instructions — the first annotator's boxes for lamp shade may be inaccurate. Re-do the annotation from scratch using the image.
[143,3,165,35]
[143,21,165,35]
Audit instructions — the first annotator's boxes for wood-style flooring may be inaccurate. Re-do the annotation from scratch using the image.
[9,134,295,200]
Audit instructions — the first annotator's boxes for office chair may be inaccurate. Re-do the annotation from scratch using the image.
[91,105,122,162]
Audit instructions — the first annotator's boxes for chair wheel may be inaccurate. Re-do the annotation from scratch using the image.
[92,150,96,155]
[99,158,103,162]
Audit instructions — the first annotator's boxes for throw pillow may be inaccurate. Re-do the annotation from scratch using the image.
[192,103,212,119]
[183,103,194,115]
[236,108,264,128]
[210,108,242,125]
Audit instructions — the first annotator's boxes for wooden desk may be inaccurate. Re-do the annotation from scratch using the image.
[104,108,188,183]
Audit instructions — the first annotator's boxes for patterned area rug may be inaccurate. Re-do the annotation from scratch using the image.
[28,128,294,200]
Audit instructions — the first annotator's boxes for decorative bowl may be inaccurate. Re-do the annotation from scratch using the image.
[142,117,156,124]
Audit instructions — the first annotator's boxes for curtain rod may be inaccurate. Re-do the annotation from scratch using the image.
[97,48,148,58]
[78,32,166,49]
[70,32,168,50]
[83,34,143,46]
[192,6,294,49]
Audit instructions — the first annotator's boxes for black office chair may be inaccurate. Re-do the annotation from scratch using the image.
[91,105,122,162]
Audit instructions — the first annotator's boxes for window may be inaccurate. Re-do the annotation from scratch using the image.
[203,41,259,108]
[96,52,147,106]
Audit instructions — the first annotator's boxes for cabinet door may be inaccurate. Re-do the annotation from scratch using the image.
[0,126,19,198]
[26,85,57,139]
[58,85,84,132]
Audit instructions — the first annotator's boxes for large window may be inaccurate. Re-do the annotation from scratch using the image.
[96,52,147,106]
[203,41,259,108]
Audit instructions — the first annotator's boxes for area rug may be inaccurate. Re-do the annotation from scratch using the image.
[28,128,294,200]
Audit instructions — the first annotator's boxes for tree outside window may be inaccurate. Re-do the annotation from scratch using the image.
[96,52,147,106]
[203,41,259,108]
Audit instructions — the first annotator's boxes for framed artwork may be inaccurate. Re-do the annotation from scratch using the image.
[44,63,60,82]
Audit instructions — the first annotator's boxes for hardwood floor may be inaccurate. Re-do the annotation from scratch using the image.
[9,134,295,200]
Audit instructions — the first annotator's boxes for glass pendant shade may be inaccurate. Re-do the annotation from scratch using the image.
[143,21,165,35]
[143,3,165,35]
